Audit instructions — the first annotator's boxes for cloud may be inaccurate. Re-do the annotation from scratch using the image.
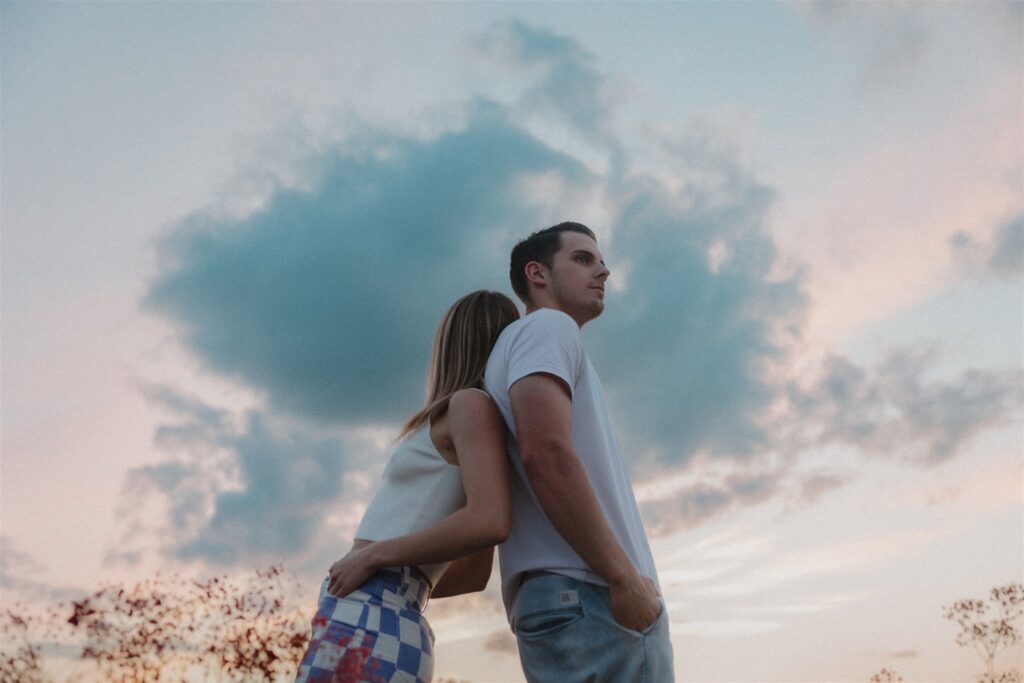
[473,19,619,156]
[592,146,806,465]
[860,12,930,85]
[791,2,932,86]
[988,214,1024,275]
[0,535,50,600]
[638,457,851,534]
[798,472,849,504]
[145,104,592,427]
[634,335,1018,535]
[784,349,1023,465]
[0,536,82,603]
[951,213,1024,278]
[641,469,783,534]
[109,385,353,566]
[0,534,46,583]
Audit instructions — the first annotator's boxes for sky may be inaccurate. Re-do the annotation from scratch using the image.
[1,2,1022,681]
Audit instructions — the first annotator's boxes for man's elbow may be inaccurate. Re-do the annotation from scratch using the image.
[520,437,575,481]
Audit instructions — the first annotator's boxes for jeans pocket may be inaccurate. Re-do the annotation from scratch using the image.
[639,603,664,636]
[514,606,583,639]
[609,601,663,637]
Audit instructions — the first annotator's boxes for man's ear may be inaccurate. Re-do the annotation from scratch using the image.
[524,261,548,290]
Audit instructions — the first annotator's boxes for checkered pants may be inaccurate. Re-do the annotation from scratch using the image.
[295,566,434,683]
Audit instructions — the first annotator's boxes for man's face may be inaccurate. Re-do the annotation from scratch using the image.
[547,231,610,324]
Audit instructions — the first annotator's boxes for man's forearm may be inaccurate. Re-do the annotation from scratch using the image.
[522,443,637,586]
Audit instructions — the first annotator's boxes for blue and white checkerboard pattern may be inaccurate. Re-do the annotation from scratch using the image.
[295,566,434,683]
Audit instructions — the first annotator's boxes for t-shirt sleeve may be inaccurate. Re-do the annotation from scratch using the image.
[506,310,584,398]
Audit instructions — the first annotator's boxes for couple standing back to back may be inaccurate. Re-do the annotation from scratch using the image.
[295,222,674,683]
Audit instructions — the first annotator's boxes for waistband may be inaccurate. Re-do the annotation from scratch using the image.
[326,566,431,613]
[520,569,603,587]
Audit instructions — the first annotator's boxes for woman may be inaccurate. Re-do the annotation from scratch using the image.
[295,290,519,683]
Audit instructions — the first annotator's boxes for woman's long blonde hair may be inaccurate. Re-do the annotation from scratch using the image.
[398,290,520,439]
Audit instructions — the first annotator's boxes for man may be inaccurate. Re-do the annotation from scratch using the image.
[484,222,674,682]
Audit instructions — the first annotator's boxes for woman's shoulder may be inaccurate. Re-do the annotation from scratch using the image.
[447,387,502,425]
[448,387,495,410]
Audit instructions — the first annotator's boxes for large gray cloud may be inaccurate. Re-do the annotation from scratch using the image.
[145,19,803,470]
[145,104,592,426]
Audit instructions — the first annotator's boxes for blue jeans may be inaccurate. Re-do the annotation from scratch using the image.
[512,572,675,683]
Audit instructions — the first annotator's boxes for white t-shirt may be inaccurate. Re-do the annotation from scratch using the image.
[484,307,659,619]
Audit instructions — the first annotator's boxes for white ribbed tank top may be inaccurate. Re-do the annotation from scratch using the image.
[354,421,466,588]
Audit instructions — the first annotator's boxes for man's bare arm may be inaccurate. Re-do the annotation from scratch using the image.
[509,373,660,631]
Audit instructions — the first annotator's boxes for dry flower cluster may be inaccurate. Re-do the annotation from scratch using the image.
[2,565,308,682]
[943,582,1023,683]
[869,667,904,682]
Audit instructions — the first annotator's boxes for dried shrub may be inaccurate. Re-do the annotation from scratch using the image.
[944,582,1023,683]
[64,564,308,681]
[0,607,49,683]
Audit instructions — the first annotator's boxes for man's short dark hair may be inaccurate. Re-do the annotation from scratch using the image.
[509,221,597,304]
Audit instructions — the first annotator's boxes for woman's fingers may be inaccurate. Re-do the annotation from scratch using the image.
[327,569,357,597]
[325,549,374,598]
[327,566,345,597]
[328,578,347,598]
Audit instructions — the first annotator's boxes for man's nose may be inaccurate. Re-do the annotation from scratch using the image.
[597,264,610,280]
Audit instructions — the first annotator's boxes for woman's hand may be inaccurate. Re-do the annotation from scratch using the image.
[327,545,379,598]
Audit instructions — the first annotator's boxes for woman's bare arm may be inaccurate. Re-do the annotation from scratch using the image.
[429,546,495,598]
[327,390,511,598]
